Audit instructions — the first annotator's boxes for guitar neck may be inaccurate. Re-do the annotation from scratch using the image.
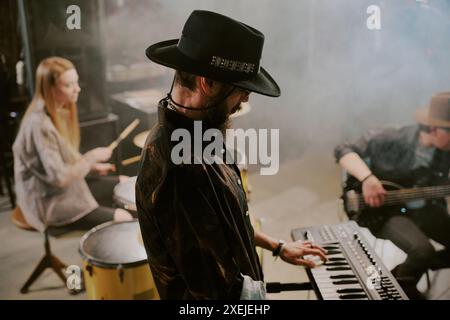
[360,184,450,208]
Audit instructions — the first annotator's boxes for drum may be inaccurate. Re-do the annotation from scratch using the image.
[79,220,159,300]
[113,176,137,211]
[133,130,150,149]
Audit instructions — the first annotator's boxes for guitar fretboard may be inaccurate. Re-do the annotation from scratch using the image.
[353,184,450,210]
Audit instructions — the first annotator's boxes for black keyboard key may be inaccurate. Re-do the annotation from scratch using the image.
[330,274,356,279]
[333,280,359,285]
[328,257,346,262]
[324,262,348,266]
[323,246,340,250]
[337,288,364,294]
[339,294,367,299]
[327,267,351,271]
[326,250,341,255]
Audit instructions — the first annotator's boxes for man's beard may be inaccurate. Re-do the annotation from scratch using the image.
[204,99,242,135]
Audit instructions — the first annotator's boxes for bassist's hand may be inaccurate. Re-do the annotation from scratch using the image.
[362,175,386,207]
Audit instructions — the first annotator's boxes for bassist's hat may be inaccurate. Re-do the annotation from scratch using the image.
[416,92,450,128]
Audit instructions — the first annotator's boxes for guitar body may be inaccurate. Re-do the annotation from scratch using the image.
[342,168,448,232]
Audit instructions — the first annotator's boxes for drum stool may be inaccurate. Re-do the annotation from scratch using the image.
[11,206,68,294]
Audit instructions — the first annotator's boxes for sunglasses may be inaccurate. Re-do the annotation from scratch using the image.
[437,127,450,133]
[422,125,450,133]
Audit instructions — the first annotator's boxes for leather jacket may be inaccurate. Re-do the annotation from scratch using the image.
[136,99,263,299]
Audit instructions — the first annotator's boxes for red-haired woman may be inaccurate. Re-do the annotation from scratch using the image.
[13,57,133,234]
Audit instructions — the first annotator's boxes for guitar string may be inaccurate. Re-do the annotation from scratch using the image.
[352,185,450,208]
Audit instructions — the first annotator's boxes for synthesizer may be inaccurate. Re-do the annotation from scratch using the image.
[291,221,408,300]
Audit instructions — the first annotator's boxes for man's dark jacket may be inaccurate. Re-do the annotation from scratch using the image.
[136,101,263,299]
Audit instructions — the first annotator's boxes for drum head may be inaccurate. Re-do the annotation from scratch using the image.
[113,176,137,211]
[133,131,150,149]
[79,220,147,268]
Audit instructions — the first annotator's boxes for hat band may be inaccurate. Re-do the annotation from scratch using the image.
[210,56,258,74]
[177,35,260,75]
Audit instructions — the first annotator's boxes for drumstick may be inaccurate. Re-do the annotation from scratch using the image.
[108,119,140,151]
[121,155,141,166]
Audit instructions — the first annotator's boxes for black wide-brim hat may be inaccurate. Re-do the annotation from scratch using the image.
[145,10,281,97]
